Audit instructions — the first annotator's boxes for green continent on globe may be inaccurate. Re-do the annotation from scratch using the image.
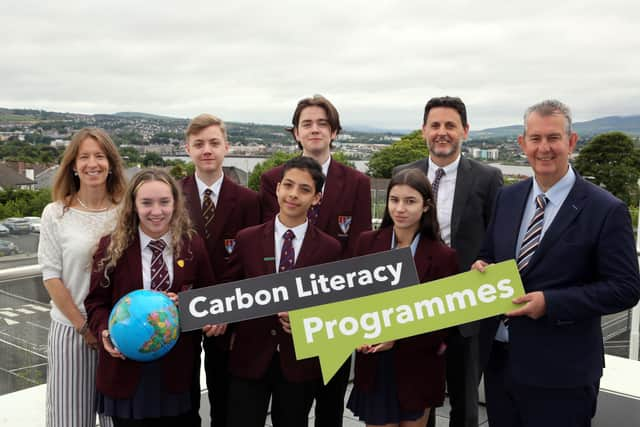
[109,296,131,328]
[139,309,178,354]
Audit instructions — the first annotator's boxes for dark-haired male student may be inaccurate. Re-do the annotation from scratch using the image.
[260,95,372,427]
[225,156,341,427]
[181,113,261,426]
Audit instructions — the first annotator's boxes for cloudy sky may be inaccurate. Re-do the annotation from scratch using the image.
[2,0,639,131]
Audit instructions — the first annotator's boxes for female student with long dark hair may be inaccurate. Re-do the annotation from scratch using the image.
[85,169,215,426]
[39,127,126,427]
[347,168,459,427]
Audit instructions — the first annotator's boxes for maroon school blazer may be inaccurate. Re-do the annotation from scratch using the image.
[85,234,215,399]
[352,227,459,410]
[259,158,371,258]
[225,219,341,382]
[180,174,261,280]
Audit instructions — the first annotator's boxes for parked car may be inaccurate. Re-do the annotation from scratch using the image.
[23,216,41,233]
[0,224,9,236]
[2,218,31,234]
[0,240,19,256]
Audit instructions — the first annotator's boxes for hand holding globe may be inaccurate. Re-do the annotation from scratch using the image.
[106,289,181,362]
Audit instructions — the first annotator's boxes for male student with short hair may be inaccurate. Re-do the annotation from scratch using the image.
[225,156,341,427]
[181,113,261,426]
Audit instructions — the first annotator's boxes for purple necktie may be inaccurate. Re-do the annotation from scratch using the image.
[278,230,296,273]
[148,239,170,291]
[307,202,321,225]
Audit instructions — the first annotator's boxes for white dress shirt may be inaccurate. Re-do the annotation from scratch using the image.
[139,228,174,290]
[195,172,224,207]
[428,155,461,246]
[274,216,309,272]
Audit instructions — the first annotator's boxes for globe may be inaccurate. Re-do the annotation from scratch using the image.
[108,289,180,362]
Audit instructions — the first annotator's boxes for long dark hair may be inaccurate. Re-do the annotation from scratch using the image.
[381,168,441,241]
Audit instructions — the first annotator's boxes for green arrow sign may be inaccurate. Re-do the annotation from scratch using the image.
[289,260,525,384]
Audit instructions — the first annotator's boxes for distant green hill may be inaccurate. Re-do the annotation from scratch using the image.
[471,115,640,138]
[114,111,187,121]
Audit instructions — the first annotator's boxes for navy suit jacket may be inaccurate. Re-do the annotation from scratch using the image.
[260,158,372,258]
[478,173,640,387]
[224,219,341,382]
[394,157,503,336]
[85,234,215,398]
[352,227,459,411]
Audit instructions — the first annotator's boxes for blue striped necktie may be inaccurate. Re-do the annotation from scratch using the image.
[517,194,548,271]
[498,194,548,341]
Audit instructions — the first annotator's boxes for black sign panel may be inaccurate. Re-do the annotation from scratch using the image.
[179,248,418,331]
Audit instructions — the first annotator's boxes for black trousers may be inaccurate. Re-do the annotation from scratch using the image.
[226,354,319,427]
[313,356,351,427]
[202,338,231,426]
[427,330,481,427]
[484,340,599,427]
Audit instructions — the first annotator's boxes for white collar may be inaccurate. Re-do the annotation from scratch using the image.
[428,154,461,175]
[195,172,224,198]
[138,227,172,252]
[274,215,309,240]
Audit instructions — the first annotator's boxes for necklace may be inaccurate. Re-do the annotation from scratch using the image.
[76,196,110,212]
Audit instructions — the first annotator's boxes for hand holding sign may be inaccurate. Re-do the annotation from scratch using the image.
[289,260,525,384]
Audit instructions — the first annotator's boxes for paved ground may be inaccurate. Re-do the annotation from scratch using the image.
[197,385,489,426]
[0,274,50,395]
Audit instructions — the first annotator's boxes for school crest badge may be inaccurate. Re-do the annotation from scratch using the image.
[224,239,236,255]
[338,216,352,235]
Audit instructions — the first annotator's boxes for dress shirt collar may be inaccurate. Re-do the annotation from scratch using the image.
[391,231,421,257]
[195,172,224,201]
[428,154,461,176]
[532,166,576,207]
[275,215,309,241]
[138,227,172,253]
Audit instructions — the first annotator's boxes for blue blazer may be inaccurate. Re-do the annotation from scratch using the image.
[479,173,640,387]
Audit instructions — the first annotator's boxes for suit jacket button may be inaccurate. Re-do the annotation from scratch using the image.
[270,329,277,336]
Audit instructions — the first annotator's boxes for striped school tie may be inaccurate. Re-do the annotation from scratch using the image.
[148,239,170,291]
[202,188,216,239]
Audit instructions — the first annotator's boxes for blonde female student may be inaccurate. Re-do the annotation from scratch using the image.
[39,127,126,427]
[85,169,216,427]
[347,168,459,427]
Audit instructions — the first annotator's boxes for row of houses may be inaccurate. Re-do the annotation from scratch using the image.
[0,161,251,191]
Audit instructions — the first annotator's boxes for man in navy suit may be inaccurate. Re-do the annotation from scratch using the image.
[473,99,640,426]
[181,114,261,426]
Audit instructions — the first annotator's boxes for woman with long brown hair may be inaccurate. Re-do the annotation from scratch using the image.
[38,127,126,427]
[347,168,459,427]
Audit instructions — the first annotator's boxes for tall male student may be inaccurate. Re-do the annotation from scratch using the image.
[260,95,372,426]
[394,96,503,427]
[181,114,261,426]
[225,156,342,427]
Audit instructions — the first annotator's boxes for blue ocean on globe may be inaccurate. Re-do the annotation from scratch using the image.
[108,289,180,362]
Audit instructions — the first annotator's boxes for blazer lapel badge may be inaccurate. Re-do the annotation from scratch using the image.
[338,215,352,236]
[224,238,236,255]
